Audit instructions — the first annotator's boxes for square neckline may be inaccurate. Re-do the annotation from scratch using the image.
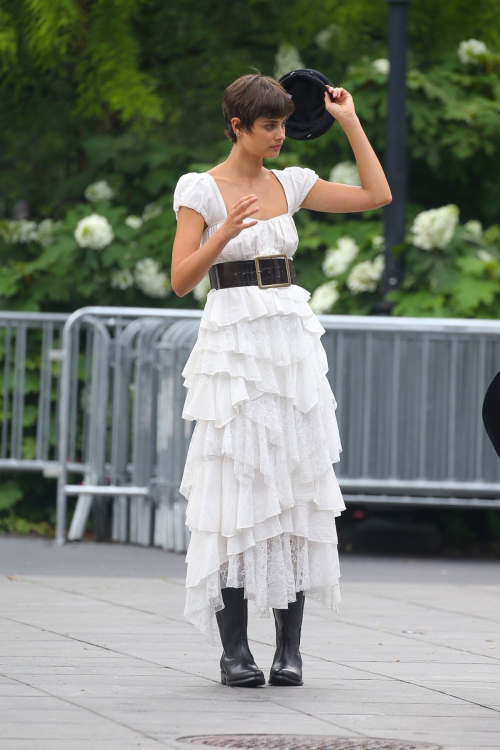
[204,169,291,224]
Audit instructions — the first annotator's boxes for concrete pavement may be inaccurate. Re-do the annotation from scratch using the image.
[1,537,499,750]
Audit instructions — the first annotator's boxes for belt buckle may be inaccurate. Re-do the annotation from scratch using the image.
[254,254,291,289]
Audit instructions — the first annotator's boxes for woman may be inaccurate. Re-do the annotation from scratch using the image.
[171,73,392,687]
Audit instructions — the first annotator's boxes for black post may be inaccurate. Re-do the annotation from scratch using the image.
[374,0,411,315]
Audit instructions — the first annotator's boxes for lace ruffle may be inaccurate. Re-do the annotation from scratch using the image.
[184,532,341,644]
[180,392,344,540]
[189,308,323,367]
[181,316,335,425]
[199,282,326,334]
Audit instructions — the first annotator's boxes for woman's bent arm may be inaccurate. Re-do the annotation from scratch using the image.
[171,210,230,297]
[171,194,259,297]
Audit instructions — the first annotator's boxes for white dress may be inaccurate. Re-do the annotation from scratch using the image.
[173,166,346,643]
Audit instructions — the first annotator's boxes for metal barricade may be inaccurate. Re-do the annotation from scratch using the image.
[154,320,200,552]
[3,308,500,552]
[0,312,70,475]
[55,307,202,545]
[320,315,500,507]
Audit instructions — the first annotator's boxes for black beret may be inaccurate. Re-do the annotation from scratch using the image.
[278,68,336,141]
[483,369,500,459]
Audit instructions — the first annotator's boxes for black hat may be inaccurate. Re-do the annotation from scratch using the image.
[278,68,336,141]
[482,370,500,459]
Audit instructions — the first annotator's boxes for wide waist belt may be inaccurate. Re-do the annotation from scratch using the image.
[209,254,296,290]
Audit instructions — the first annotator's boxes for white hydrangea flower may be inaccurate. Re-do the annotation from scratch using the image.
[36,218,61,246]
[84,180,115,202]
[142,203,163,222]
[0,218,61,245]
[16,220,39,243]
[464,219,482,236]
[328,161,361,186]
[372,58,390,75]
[347,255,385,294]
[125,215,143,229]
[372,235,385,249]
[458,39,488,64]
[478,250,495,264]
[314,24,339,51]
[274,43,305,80]
[74,214,114,250]
[322,236,360,278]
[110,268,134,290]
[309,280,340,314]
[0,220,39,244]
[134,258,171,298]
[193,274,212,303]
[410,205,459,250]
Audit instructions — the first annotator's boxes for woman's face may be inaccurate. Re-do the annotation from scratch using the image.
[233,116,287,157]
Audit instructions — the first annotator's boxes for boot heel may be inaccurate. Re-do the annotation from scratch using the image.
[221,670,227,685]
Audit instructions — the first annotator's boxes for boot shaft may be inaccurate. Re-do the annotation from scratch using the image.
[273,591,305,650]
[215,586,250,656]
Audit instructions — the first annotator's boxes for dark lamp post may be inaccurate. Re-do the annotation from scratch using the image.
[374,0,411,315]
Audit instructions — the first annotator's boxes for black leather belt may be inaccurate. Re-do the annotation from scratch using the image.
[209,254,296,290]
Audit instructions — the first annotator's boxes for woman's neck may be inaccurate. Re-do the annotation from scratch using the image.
[218,147,265,184]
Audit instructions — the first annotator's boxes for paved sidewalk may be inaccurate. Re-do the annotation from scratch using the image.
[1,539,499,750]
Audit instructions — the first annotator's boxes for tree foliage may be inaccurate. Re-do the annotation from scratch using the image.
[0,0,499,318]
[1,0,500,210]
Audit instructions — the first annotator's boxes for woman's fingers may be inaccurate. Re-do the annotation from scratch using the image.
[236,209,259,229]
[234,195,258,214]
[235,194,257,206]
[239,203,259,228]
[233,195,259,221]
[224,194,260,234]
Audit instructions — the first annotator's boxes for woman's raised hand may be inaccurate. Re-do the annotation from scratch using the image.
[324,86,356,122]
[221,195,259,241]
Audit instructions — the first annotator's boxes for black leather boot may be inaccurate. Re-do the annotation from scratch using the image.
[215,586,265,687]
[268,590,305,686]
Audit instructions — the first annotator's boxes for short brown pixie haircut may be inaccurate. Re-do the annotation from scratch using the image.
[222,73,295,144]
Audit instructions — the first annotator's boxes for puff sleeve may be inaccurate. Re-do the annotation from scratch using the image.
[284,166,319,214]
[173,172,212,224]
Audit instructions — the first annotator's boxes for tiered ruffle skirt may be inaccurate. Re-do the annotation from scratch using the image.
[179,283,345,642]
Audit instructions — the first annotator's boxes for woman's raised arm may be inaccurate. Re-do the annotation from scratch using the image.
[301,86,392,214]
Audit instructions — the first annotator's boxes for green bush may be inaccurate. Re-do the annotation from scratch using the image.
[1,39,500,316]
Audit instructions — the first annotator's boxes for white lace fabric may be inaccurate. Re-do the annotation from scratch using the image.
[173,167,346,644]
